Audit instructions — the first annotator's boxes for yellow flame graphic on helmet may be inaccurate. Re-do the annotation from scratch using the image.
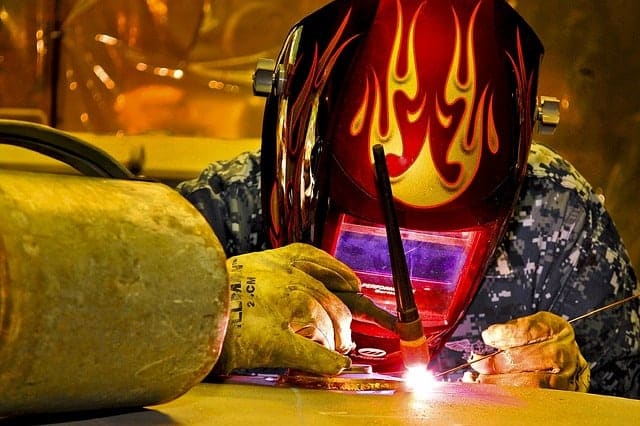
[351,0,499,207]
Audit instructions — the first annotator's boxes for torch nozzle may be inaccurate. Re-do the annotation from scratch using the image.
[396,317,431,368]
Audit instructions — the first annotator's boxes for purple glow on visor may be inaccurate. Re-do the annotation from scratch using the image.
[334,223,467,286]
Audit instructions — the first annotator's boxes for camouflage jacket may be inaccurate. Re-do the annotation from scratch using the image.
[177,143,640,398]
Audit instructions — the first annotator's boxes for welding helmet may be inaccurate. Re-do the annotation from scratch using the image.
[255,0,552,372]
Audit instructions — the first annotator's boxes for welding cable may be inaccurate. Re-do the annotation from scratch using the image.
[334,291,398,333]
[0,119,135,179]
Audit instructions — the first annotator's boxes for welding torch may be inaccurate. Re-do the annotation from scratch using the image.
[370,144,431,370]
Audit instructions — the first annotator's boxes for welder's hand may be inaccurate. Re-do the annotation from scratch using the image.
[214,243,359,376]
[466,312,590,392]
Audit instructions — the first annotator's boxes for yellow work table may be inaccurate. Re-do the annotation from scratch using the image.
[4,376,638,425]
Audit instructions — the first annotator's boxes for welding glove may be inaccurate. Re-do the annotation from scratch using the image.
[213,243,360,376]
[465,311,590,392]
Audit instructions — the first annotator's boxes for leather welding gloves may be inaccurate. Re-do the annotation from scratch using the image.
[466,311,590,391]
[213,243,360,376]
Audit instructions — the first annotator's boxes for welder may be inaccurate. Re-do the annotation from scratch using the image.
[178,0,639,398]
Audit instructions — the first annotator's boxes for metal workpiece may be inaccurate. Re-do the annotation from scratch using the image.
[282,365,405,391]
[14,379,638,425]
[156,380,640,425]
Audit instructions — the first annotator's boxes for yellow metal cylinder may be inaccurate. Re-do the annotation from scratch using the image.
[0,169,229,416]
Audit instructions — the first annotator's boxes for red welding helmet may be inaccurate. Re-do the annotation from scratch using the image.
[256,0,544,372]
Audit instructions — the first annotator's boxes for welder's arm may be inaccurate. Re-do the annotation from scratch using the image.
[465,311,590,391]
[213,243,361,376]
[176,150,265,257]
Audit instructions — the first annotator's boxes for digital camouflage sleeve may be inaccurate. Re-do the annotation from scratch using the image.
[176,143,640,399]
[176,150,267,256]
[434,144,640,398]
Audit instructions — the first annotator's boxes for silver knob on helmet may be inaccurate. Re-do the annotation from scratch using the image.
[253,58,276,97]
[536,95,561,135]
[253,58,287,98]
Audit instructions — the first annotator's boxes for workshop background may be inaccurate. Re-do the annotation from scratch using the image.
[1,0,639,269]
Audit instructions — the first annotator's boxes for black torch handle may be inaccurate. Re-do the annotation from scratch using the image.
[372,144,419,323]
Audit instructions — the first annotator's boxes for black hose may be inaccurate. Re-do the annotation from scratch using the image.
[0,119,135,179]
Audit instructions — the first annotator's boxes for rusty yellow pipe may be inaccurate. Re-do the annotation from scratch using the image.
[0,169,229,416]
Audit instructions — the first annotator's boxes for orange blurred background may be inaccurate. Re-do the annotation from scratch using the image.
[1,0,638,269]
